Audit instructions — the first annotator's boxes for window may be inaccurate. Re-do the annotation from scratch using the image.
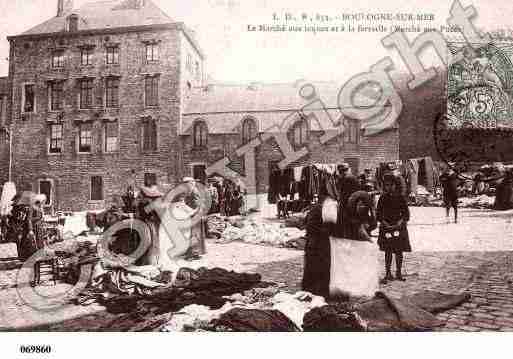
[145,43,159,62]
[49,124,63,153]
[242,118,257,144]
[144,173,157,187]
[38,180,52,206]
[81,48,93,65]
[142,118,157,151]
[52,50,65,68]
[104,121,118,153]
[106,46,119,65]
[105,77,120,108]
[50,81,64,111]
[344,119,360,144]
[192,164,207,185]
[78,122,92,153]
[292,119,308,147]
[193,121,208,148]
[90,176,103,201]
[79,78,94,109]
[23,84,35,113]
[145,76,159,107]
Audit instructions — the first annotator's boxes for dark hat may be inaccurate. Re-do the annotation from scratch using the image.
[386,162,397,171]
[139,186,163,199]
[339,163,350,171]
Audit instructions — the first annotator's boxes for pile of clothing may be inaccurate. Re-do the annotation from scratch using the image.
[217,219,306,249]
[74,263,264,315]
[268,165,340,206]
[161,289,471,332]
[163,290,327,332]
[206,214,227,238]
[462,195,496,209]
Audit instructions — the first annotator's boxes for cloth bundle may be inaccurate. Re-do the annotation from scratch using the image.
[329,237,379,298]
[218,219,305,248]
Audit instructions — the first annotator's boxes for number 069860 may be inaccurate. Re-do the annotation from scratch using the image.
[19,345,52,354]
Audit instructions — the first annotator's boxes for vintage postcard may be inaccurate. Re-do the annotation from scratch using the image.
[0,0,512,356]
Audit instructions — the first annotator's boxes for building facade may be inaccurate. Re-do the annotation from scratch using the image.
[180,83,399,208]
[6,0,203,211]
[2,0,400,211]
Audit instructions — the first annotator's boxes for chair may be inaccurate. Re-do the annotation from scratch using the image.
[33,258,58,286]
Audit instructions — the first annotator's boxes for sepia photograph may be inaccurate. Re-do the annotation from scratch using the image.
[0,0,513,356]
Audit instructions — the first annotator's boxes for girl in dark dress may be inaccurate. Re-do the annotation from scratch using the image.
[377,174,411,283]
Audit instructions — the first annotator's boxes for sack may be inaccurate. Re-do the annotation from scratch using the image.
[329,237,379,298]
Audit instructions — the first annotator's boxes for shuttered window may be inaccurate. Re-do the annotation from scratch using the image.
[90,176,103,201]
[142,118,157,151]
[104,121,118,153]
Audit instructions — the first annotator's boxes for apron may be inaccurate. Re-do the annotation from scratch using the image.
[323,197,379,298]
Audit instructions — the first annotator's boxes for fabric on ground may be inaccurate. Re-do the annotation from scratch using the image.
[76,265,263,314]
[355,292,446,331]
[212,308,300,332]
[400,290,471,314]
[269,291,327,328]
[302,304,367,331]
[218,219,305,248]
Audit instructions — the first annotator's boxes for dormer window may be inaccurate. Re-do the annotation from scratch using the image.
[67,14,79,32]
[291,118,309,147]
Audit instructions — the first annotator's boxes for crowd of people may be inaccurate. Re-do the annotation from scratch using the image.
[207,178,246,217]
[301,161,412,297]
[0,191,52,261]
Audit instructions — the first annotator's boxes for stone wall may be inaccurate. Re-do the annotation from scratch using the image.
[9,27,184,211]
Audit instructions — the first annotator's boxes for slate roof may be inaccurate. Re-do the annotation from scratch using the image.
[21,0,174,35]
[182,81,397,136]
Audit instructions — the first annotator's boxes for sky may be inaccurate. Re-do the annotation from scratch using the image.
[0,0,512,83]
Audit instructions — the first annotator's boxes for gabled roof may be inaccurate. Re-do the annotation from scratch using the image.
[21,0,173,35]
[182,81,397,136]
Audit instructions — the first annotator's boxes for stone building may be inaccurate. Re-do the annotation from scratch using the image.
[180,82,399,208]
[5,0,203,211]
[0,77,9,185]
[2,0,400,211]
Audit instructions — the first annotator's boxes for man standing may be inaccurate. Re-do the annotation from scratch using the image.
[207,179,219,214]
[439,166,460,223]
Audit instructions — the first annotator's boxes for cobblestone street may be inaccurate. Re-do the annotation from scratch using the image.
[1,207,513,331]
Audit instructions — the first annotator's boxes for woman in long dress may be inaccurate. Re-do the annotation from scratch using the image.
[302,172,378,297]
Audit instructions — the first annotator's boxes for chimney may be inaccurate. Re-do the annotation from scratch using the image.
[57,0,73,16]
[57,0,64,17]
[64,0,74,13]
